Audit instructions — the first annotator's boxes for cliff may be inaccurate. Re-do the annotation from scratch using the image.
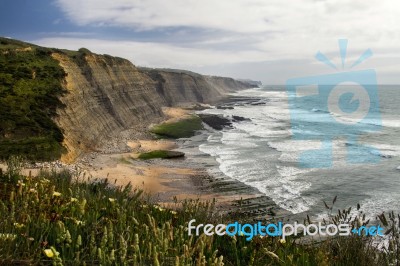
[51,51,255,162]
[141,68,253,105]
[0,38,257,162]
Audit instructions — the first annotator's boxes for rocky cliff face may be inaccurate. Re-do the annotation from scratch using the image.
[52,52,255,162]
[141,69,253,105]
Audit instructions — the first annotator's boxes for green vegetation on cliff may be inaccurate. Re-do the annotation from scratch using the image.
[150,115,203,138]
[0,37,66,161]
[138,150,185,159]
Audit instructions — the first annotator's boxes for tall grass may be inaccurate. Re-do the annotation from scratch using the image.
[0,158,399,265]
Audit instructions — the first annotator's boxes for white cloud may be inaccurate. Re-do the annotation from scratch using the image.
[33,37,269,67]
[55,0,400,39]
[40,0,400,83]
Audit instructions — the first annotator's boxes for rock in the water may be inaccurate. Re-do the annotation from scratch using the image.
[198,114,232,130]
[216,106,234,110]
[232,115,251,122]
[164,151,185,158]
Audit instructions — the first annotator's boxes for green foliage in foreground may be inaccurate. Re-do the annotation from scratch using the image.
[0,158,400,265]
[138,150,185,160]
[150,115,204,138]
[0,37,67,161]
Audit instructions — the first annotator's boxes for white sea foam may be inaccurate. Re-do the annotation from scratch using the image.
[197,88,322,213]
[369,143,400,157]
[357,193,400,220]
[198,87,400,216]
[232,88,286,98]
[277,166,315,180]
[200,134,317,213]
[382,119,400,128]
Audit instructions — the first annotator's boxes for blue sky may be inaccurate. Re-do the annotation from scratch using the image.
[1,0,400,84]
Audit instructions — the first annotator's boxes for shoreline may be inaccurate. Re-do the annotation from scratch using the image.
[79,99,291,221]
[0,98,291,222]
[82,104,282,218]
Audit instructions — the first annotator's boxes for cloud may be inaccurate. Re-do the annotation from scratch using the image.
[33,36,400,84]
[55,0,400,39]
[54,0,400,52]
[39,0,400,83]
[56,0,275,33]
[33,37,270,67]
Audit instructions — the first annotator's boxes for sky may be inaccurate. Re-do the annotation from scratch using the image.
[1,0,400,84]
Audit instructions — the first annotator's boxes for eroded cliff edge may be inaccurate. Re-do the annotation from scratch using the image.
[52,51,255,162]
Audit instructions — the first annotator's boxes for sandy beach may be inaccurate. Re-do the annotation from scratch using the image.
[0,106,285,220]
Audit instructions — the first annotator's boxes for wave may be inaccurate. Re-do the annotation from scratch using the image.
[198,86,400,216]
[232,88,286,98]
[199,129,317,214]
[311,108,329,114]
[369,143,400,158]
[368,149,392,158]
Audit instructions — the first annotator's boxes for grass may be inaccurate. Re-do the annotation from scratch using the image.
[138,150,184,160]
[0,157,399,265]
[0,37,66,161]
[150,115,203,138]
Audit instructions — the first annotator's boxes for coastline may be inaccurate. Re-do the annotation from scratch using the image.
[79,98,292,221]
[0,99,291,222]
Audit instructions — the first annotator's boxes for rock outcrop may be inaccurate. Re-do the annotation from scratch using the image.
[52,52,256,162]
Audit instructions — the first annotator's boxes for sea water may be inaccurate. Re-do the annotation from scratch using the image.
[197,85,400,219]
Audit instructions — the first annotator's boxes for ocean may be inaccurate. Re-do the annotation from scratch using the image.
[196,85,400,220]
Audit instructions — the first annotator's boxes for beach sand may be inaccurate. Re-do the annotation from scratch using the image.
[77,107,271,211]
[0,106,285,220]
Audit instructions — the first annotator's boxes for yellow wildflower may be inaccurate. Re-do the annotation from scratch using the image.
[43,249,54,258]
[280,239,286,244]
[70,197,78,202]
[52,191,61,197]
[0,233,17,240]
[108,198,116,203]
[13,223,24,229]
[155,205,165,211]
[74,219,85,226]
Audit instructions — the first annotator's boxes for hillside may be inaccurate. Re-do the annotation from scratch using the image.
[0,38,66,160]
[0,37,256,162]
